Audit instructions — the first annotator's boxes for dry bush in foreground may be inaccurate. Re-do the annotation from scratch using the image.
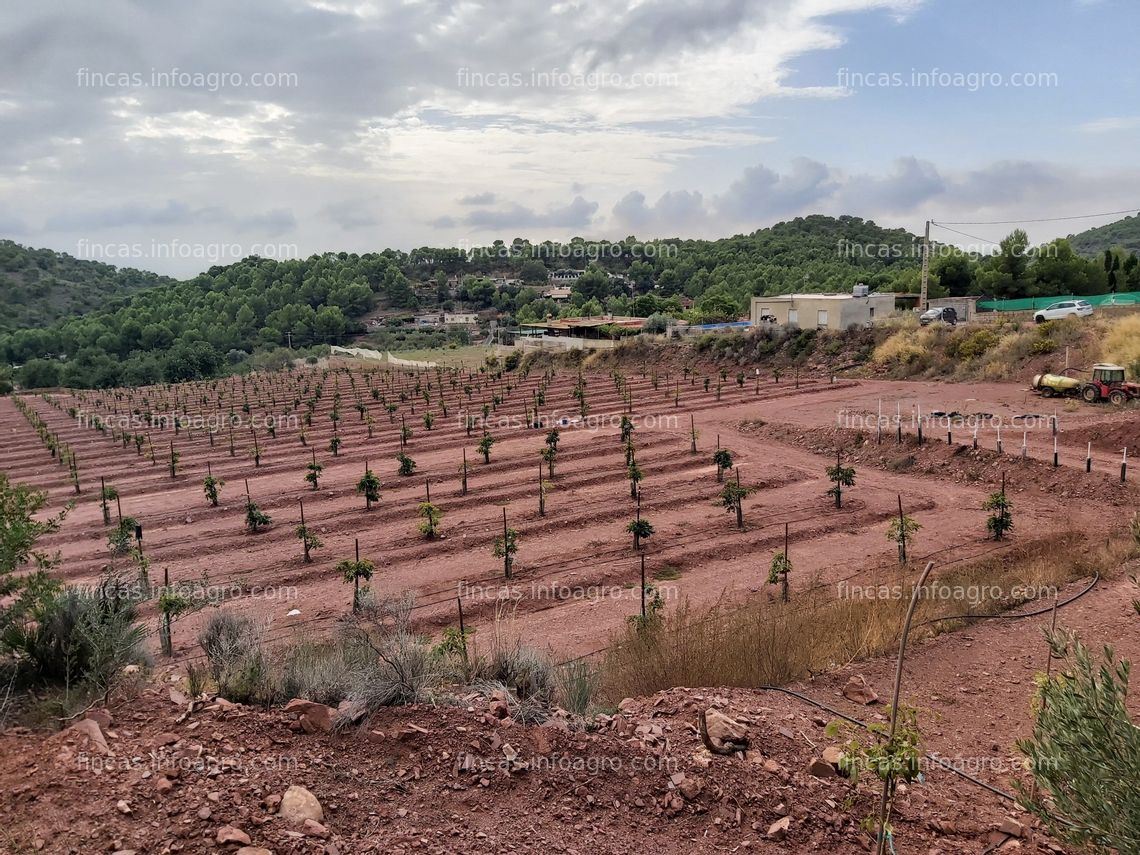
[597,532,1134,703]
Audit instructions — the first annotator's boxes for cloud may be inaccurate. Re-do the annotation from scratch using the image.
[716,157,838,221]
[462,195,599,230]
[1079,116,1140,134]
[319,199,377,230]
[612,189,708,231]
[458,192,496,205]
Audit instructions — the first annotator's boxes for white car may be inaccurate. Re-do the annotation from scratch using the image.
[1033,300,1093,323]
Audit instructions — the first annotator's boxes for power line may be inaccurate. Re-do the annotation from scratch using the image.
[933,208,1138,227]
[929,222,1002,246]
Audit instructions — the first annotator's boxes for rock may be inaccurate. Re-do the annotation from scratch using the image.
[86,708,113,730]
[115,800,132,815]
[842,675,879,705]
[703,708,748,746]
[767,816,791,841]
[285,698,336,733]
[278,785,323,824]
[677,777,702,801]
[216,826,252,846]
[235,849,274,855]
[488,699,510,719]
[154,776,174,795]
[302,819,329,838]
[998,817,1025,838]
[809,756,837,778]
[69,718,111,755]
[821,745,848,775]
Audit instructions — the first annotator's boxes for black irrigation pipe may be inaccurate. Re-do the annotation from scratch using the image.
[912,571,1100,629]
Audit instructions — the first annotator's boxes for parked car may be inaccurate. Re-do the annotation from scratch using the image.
[919,306,957,326]
[1033,300,1093,323]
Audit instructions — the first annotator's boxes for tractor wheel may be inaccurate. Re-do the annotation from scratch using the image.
[1081,385,1100,404]
[1040,387,1056,398]
[1110,389,1126,405]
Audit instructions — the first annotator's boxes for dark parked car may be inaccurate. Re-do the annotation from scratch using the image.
[919,306,957,326]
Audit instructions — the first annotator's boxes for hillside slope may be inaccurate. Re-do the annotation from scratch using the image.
[0,240,175,334]
[1068,213,1140,257]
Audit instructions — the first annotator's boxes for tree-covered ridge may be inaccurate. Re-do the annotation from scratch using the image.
[4,213,1139,390]
[2,251,415,388]
[1067,214,1140,258]
[0,240,174,333]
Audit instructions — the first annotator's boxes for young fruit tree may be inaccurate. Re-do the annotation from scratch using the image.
[356,463,382,510]
[397,452,417,477]
[203,469,224,507]
[338,555,375,613]
[768,548,791,602]
[477,432,496,464]
[157,586,194,657]
[983,488,1013,540]
[244,484,271,533]
[720,473,751,529]
[492,509,518,579]
[887,513,920,564]
[99,481,118,525]
[626,517,655,550]
[827,451,856,509]
[418,501,443,539]
[627,456,643,499]
[305,454,323,490]
[712,448,734,482]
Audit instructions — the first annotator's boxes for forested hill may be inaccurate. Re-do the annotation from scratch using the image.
[7,212,1136,390]
[1067,214,1140,258]
[0,240,175,333]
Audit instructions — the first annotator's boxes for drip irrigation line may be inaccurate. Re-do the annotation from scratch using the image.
[912,572,1100,629]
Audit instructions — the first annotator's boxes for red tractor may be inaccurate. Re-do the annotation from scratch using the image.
[1080,363,1140,404]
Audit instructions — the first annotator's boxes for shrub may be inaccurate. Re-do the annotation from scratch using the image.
[487,642,556,705]
[198,611,269,703]
[556,661,598,715]
[1016,630,1139,852]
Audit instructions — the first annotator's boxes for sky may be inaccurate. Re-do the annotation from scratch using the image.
[1,0,1138,277]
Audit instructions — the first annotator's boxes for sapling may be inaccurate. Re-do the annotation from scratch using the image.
[100,481,118,525]
[397,452,417,476]
[720,474,751,529]
[541,443,557,478]
[203,471,224,507]
[357,463,382,510]
[768,522,791,604]
[477,432,495,463]
[887,514,920,564]
[983,487,1013,540]
[492,510,518,578]
[305,456,323,487]
[338,556,375,612]
[627,456,643,499]
[827,450,856,508]
[157,586,194,657]
[244,484,271,532]
[295,523,322,563]
[712,448,734,482]
[626,517,655,550]
[418,500,443,538]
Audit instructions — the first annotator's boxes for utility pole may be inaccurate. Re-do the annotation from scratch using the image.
[919,219,931,311]
[286,331,293,350]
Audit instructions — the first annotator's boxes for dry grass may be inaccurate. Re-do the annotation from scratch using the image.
[596,532,1134,703]
[1100,314,1140,377]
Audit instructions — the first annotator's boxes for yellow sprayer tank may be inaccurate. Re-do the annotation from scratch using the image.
[1032,373,1081,395]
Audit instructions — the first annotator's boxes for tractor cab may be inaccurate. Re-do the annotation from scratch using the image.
[1091,364,1126,385]
[1082,363,1138,404]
